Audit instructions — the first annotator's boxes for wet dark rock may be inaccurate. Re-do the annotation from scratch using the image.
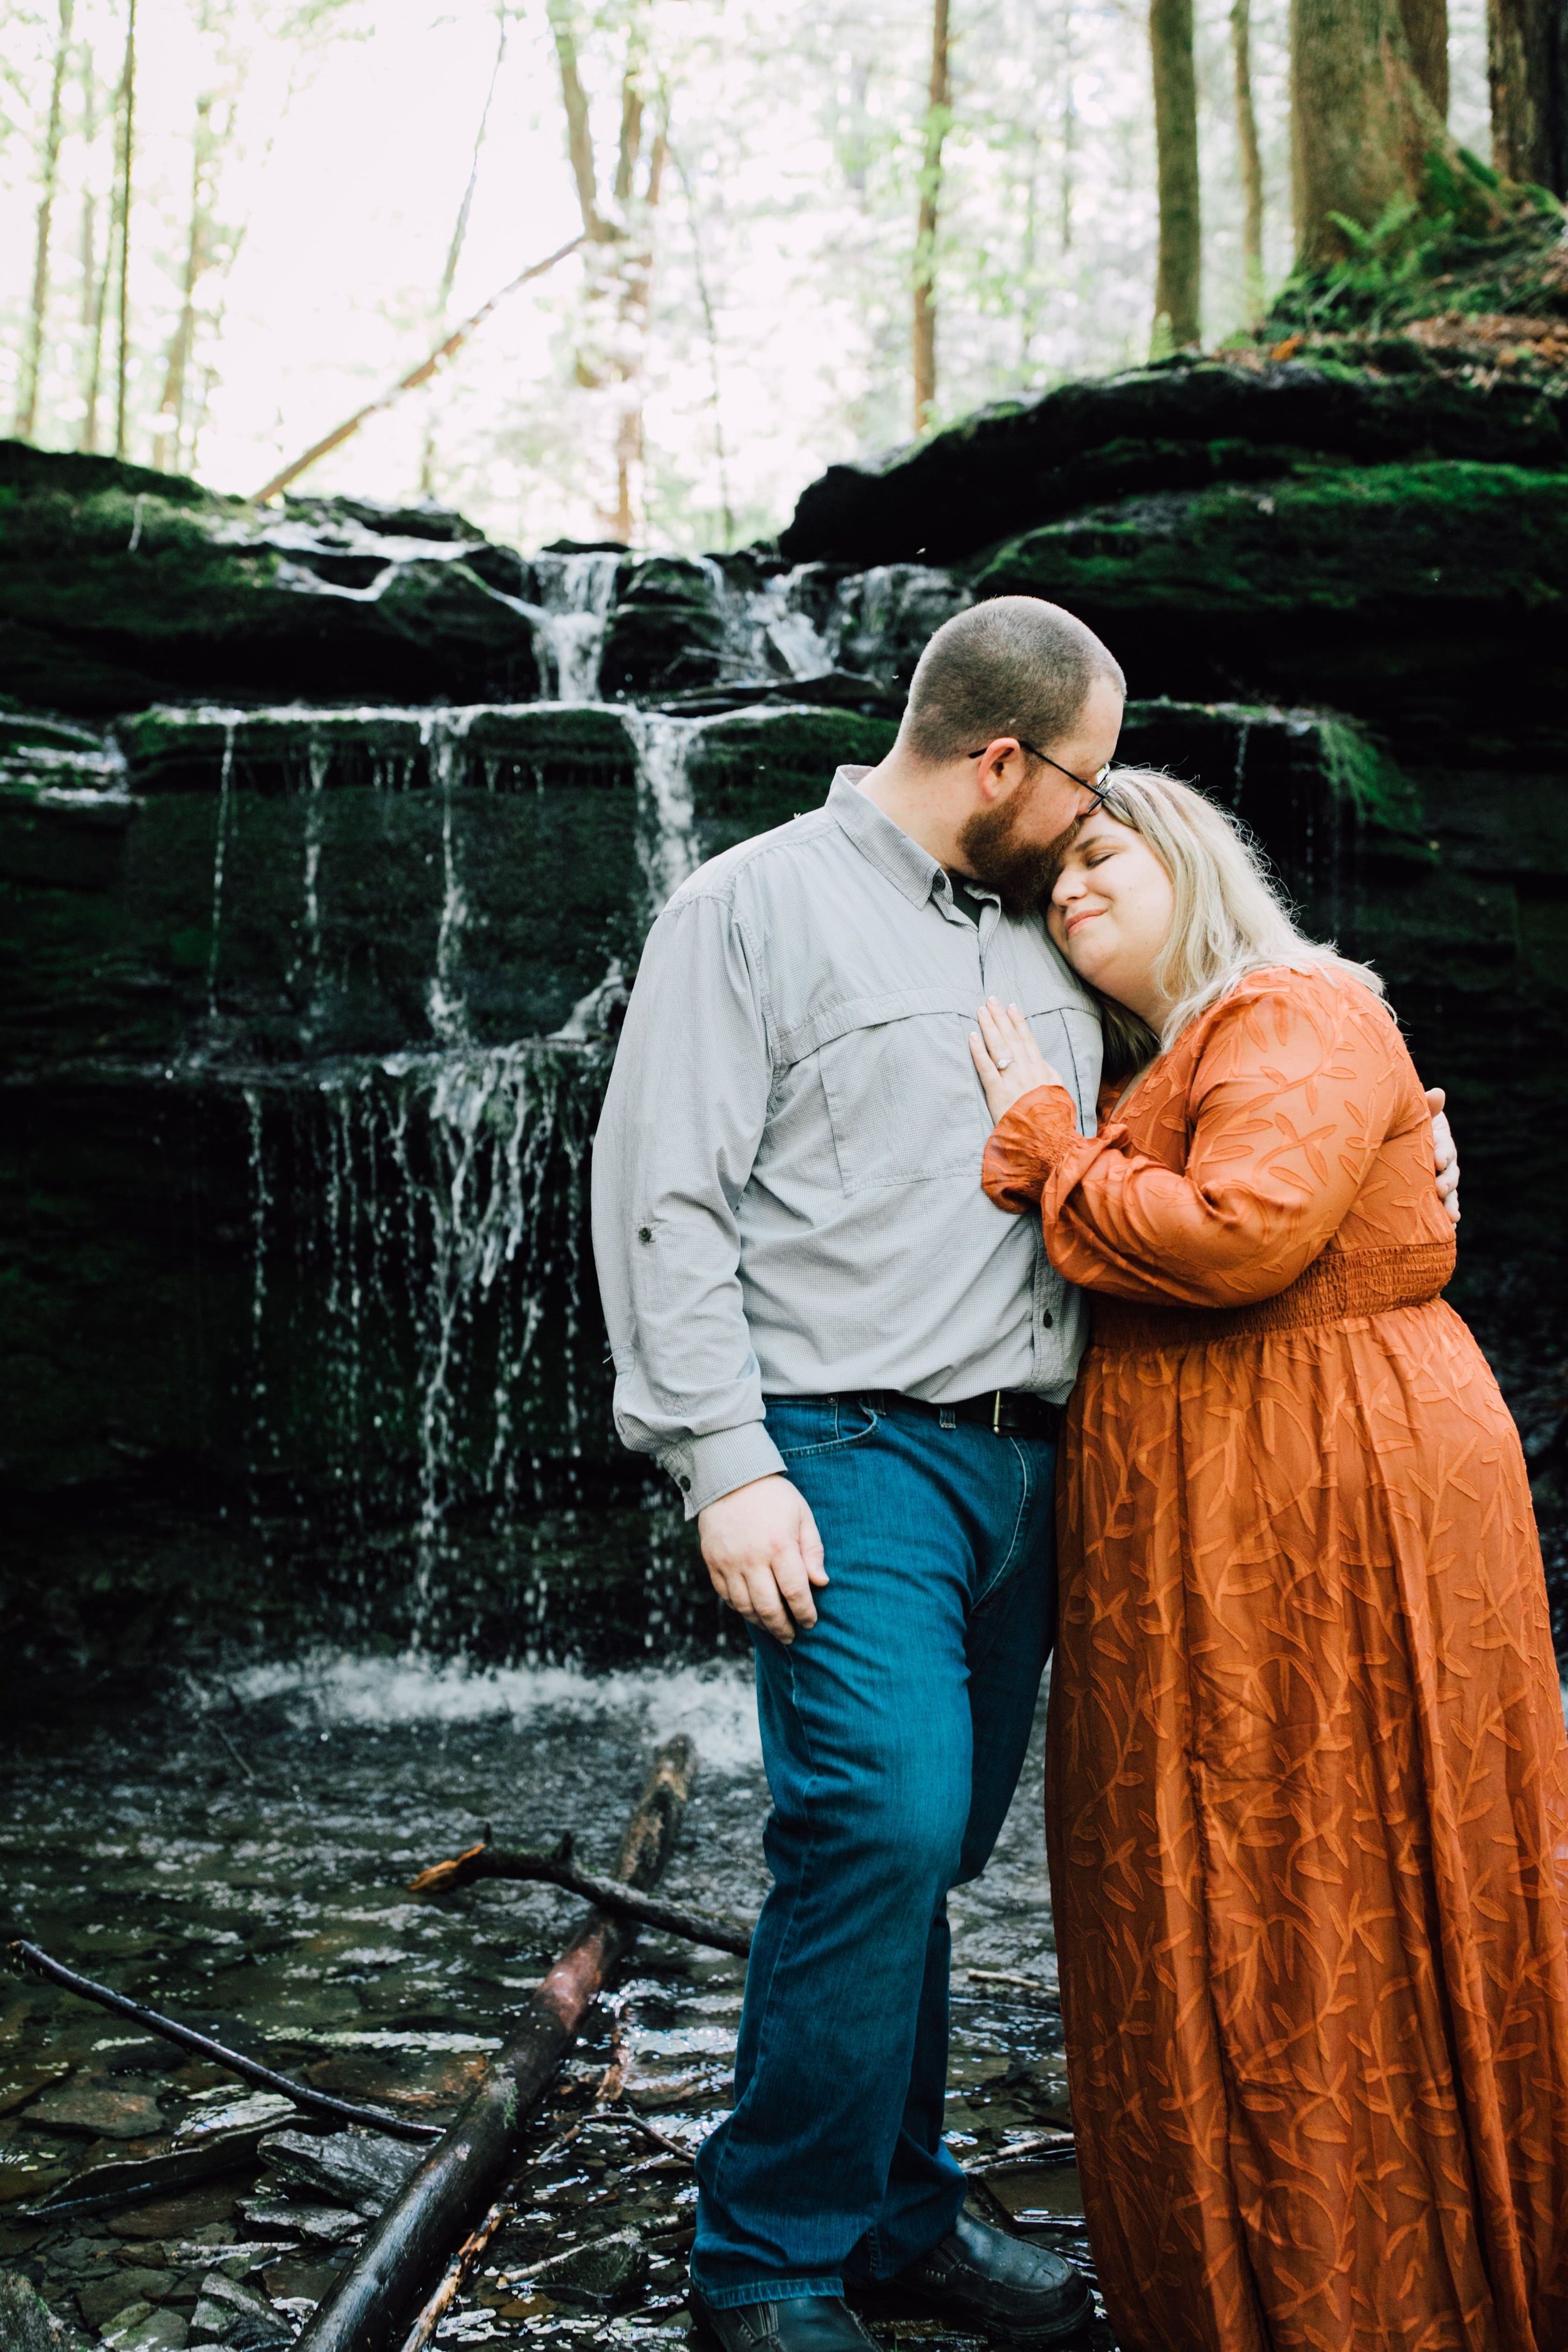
[238,2195,361,2244]
[600,555,728,699]
[78,2269,158,2329]
[522,2227,649,2311]
[255,2128,420,2218]
[779,357,1568,566]
[28,2082,165,2141]
[187,2271,290,2348]
[973,460,1568,761]
[0,2265,91,2349]
[0,443,543,716]
[0,2063,72,2117]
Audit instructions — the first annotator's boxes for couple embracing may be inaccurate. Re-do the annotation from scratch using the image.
[591,599,1568,2352]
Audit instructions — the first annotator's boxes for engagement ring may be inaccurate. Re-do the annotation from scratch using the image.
[995,1056,1012,1069]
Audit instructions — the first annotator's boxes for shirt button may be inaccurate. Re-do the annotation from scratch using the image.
[1042,1309,1054,1328]
[637,1225,654,1243]
[676,1473,691,1492]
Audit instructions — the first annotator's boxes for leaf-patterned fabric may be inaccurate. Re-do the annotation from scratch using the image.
[982,967,1568,2351]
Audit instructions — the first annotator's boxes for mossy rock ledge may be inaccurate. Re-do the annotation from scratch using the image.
[0,439,543,713]
[778,357,1568,566]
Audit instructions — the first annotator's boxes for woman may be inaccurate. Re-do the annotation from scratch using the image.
[968,769,1568,2352]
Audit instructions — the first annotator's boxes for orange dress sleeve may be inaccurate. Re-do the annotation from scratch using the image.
[981,971,1416,1310]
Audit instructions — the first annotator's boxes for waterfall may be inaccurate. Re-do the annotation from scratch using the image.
[205,717,237,1030]
[525,552,623,704]
[421,708,480,1045]
[236,1043,613,1638]
[622,708,702,913]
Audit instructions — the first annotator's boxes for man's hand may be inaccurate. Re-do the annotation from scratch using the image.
[698,1475,828,1645]
[1426,1085,1460,1226]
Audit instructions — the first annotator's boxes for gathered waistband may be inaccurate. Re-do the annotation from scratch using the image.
[1091,1237,1456,1355]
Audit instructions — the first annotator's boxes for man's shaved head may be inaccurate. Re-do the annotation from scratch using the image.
[903,595,1125,766]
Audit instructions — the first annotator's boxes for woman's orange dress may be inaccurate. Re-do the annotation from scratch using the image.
[982,965,1568,2352]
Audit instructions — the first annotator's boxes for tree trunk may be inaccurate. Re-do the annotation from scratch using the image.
[1231,0,1265,319]
[80,56,111,455]
[913,0,951,433]
[16,0,73,443]
[546,0,662,541]
[423,2,509,495]
[1401,0,1451,115]
[154,94,214,473]
[114,0,137,460]
[1488,0,1567,189]
[1291,0,1451,262]
[1150,0,1202,350]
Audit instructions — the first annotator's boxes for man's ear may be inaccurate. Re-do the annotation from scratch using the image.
[974,738,1026,801]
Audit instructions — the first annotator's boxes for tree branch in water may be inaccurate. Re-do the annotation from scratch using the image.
[2,1932,440,2144]
[408,1829,754,1958]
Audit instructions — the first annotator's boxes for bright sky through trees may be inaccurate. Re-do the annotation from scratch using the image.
[0,0,1493,551]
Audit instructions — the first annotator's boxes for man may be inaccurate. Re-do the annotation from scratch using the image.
[591,597,1457,2351]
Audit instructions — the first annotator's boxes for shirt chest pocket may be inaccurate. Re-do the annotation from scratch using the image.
[812,1004,993,1194]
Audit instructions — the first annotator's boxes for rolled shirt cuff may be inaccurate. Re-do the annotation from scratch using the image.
[658,1421,788,1520]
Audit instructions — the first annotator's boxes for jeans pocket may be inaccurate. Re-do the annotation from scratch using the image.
[765,1396,879,1461]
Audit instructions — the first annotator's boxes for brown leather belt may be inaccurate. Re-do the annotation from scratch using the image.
[856,1387,1062,1441]
[1091,1237,1456,1355]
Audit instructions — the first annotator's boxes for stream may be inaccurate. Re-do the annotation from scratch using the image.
[1,1658,1108,2349]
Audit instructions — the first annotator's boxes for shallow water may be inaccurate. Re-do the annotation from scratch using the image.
[0,1658,1110,2348]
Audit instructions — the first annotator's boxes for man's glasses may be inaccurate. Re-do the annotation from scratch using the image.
[967,739,1113,811]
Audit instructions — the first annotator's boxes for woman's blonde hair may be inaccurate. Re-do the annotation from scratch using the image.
[1067,765,1385,1079]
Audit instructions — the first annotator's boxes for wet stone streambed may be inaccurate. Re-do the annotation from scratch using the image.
[0,1661,1113,2349]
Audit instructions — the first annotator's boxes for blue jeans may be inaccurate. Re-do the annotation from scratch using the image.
[691,1392,1058,2308]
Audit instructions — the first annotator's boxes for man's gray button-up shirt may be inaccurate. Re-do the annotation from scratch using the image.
[590,766,1104,1518]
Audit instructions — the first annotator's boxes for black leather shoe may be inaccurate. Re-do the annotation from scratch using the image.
[691,2290,879,2351]
[875,2210,1093,2345]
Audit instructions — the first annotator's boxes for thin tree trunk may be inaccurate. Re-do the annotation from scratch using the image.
[154,94,213,472]
[114,0,137,460]
[1061,20,1077,254]
[1150,0,1202,350]
[545,0,661,541]
[913,0,951,433]
[1291,0,1459,262]
[16,0,73,442]
[81,56,113,455]
[1488,0,1567,189]
[1231,0,1265,320]
[608,110,664,541]
[671,139,734,546]
[423,2,509,494]
[1401,0,1451,115]
[547,0,608,240]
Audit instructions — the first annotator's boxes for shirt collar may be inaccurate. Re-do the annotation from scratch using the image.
[827,766,956,911]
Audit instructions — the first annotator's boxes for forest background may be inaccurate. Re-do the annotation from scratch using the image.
[0,0,1516,557]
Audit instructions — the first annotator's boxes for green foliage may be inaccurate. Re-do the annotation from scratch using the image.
[1264,154,1565,340]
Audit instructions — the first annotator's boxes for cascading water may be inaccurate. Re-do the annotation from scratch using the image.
[623,707,704,911]
[194,682,742,1655]
[524,551,624,704]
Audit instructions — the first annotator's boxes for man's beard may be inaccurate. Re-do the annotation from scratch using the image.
[953,780,1078,917]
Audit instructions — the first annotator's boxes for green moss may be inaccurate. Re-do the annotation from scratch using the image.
[0,463,542,712]
[975,460,1568,614]
[689,706,898,856]
[1257,167,1566,344]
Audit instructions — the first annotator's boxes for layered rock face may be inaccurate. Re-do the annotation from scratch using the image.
[3,361,1563,1678]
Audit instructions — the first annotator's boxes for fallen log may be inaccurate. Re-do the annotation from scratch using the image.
[395,2188,514,2352]
[409,1828,753,1959]
[295,1735,696,2352]
[1,1934,440,2146]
